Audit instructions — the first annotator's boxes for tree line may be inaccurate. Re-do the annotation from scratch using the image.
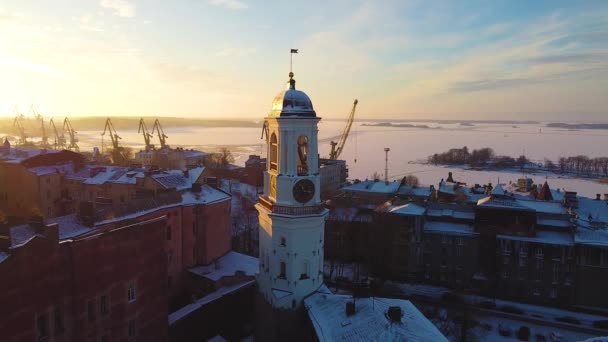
[428,146,608,177]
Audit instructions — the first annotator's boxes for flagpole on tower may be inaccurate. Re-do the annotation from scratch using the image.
[290,48,298,74]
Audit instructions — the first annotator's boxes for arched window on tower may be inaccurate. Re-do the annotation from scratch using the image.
[269,133,278,171]
[279,261,286,279]
[297,135,308,176]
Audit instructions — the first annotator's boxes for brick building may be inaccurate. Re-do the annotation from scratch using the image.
[0,216,168,342]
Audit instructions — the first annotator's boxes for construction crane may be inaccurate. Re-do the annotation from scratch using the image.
[12,107,27,146]
[49,118,66,150]
[329,99,358,160]
[152,119,169,149]
[101,118,126,165]
[138,118,154,151]
[63,117,79,151]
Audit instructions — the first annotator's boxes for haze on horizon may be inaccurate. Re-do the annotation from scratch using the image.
[0,0,607,121]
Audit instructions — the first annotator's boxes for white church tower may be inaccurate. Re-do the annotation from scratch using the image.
[255,70,328,310]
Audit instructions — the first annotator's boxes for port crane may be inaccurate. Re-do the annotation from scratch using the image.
[152,119,169,149]
[63,117,79,151]
[101,118,126,165]
[30,106,51,149]
[49,118,66,150]
[12,107,27,146]
[329,99,358,160]
[138,118,154,151]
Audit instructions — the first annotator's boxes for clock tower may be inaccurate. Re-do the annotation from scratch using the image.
[255,71,328,310]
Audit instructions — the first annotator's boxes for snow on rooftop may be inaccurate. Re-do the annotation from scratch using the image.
[97,185,230,225]
[491,183,505,196]
[577,197,608,223]
[304,292,447,342]
[517,199,568,215]
[426,208,475,220]
[424,221,477,236]
[0,251,8,263]
[10,214,94,247]
[29,163,74,176]
[168,280,255,326]
[497,230,573,246]
[575,226,608,247]
[188,251,258,282]
[343,180,400,194]
[388,203,426,216]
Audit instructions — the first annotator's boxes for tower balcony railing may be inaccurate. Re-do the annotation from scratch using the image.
[258,196,325,216]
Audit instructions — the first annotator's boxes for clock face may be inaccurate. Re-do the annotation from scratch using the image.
[293,179,315,203]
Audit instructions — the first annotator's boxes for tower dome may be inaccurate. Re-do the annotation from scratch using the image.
[269,72,316,117]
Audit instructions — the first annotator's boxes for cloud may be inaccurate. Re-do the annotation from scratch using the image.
[208,0,248,10]
[100,0,135,18]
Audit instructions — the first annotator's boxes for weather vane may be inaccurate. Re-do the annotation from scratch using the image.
[290,48,298,74]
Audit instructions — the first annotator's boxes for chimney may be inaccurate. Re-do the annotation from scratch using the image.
[345,301,356,316]
[45,223,59,241]
[29,215,45,233]
[183,169,189,178]
[597,194,602,201]
[79,201,95,227]
[191,182,202,193]
[604,194,608,201]
[387,306,402,322]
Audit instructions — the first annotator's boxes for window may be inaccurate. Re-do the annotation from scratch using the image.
[519,256,527,267]
[456,246,463,257]
[100,295,108,315]
[441,235,448,244]
[535,257,543,268]
[269,133,278,171]
[502,270,508,279]
[128,319,136,338]
[280,236,286,247]
[54,307,64,334]
[297,135,309,176]
[503,256,510,265]
[300,261,309,280]
[550,287,557,298]
[533,287,540,296]
[536,247,544,258]
[37,314,48,340]
[520,244,528,256]
[503,241,512,255]
[457,238,464,246]
[127,284,136,303]
[87,300,96,322]
[279,261,286,279]
[166,226,171,240]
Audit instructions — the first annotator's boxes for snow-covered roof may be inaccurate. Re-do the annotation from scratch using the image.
[424,221,477,236]
[29,163,75,176]
[577,197,608,224]
[168,280,255,326]
[426,208,475,220]
[491,183,505,196]
[517,200,568,215]
[497,231,574,246]
[97,185,230,225]
[188,251,258,282]
[10,214,95,247]
[397,186,432,198]
[151,167,204,190]
[343,180,401,194]
[388,203,426,216]
[304,292,447,342]
[575,226,608,247]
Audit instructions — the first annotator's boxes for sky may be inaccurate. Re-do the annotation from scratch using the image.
[0,0,607,121]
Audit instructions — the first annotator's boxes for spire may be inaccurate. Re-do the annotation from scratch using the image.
[288,71,295,90]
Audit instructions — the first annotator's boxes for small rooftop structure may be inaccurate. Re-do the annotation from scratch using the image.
[304,290,447,342]
[188,251,258,282]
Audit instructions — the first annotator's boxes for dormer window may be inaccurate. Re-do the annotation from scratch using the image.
[270,133,278,171]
